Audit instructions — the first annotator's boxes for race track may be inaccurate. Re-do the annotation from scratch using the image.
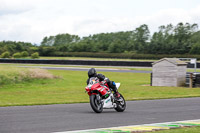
[20,66,152,73]
[1,97,200,133]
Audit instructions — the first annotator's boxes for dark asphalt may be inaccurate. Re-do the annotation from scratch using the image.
[1,97,200,133]
[21,66,152,73]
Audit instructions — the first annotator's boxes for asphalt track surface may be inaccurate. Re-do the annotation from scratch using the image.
[1,97,200,133]
[21,66,152,73]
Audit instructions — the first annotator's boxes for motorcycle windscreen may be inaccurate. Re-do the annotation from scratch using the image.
[115,83,120,89]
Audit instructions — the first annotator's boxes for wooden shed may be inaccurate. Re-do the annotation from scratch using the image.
[152,58,187,87]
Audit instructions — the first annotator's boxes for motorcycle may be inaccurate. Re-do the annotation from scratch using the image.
[85,77,126,113]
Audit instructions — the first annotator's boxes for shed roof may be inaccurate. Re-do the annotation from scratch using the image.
[152,58,187,66]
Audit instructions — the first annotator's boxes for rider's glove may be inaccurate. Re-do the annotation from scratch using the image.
[97,74,105,81]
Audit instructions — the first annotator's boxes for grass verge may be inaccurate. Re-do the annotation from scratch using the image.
[0,66,58,85]
[1,63,200,73]
[0,66,200,107]
[154,126,200,133]
[9,56,157,61]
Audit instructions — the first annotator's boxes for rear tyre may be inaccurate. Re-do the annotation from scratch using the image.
[115,93,126,112]
[90,94,103,113]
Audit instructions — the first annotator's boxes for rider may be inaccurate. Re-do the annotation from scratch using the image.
[87,68,120,98]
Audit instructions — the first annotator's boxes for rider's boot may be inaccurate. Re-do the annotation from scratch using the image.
[113,86,120,99]
[114,91,120,98]
[109,81,120,99]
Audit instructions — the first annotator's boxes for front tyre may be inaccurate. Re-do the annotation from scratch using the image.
[90,94,103,113]
[115,93,126,112]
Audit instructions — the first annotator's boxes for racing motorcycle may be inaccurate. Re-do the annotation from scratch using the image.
[85,77,126,113]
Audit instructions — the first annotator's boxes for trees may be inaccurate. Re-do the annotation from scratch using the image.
[108,39,125,53]
[41,36,55,46]
[21,51,29,57]
[130,24,150,53]
[1,51,10,58]
[148,24,174,54]
[0,41,36,56]
[13,52,21,58]
[190,43,200,54]
[31,52,39,59]
[38,46,56,56]
[173,23,198,54]
[0,22,199,57]
[41,34,80,47]
[149,23,198,54]
[54,34,80,46]
[38,23,199,55]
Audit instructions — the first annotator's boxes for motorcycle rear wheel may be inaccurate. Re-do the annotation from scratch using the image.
[90,94,103,113]
[115,93,126,112]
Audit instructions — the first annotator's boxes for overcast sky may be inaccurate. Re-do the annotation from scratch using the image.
[0,0,200,44]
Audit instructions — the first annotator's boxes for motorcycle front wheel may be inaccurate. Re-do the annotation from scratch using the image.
[90,94,103,113]
[115,93,126,112]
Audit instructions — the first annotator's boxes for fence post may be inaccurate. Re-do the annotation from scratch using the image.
[150,73,152,86]
[189,73,193,88]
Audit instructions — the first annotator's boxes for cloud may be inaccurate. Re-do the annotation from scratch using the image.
[146,7,200,33]
[0,0,200,44]
[0,0,34,16]
[72,7,200,36]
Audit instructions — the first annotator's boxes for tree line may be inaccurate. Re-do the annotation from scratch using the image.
[0,41,39,58]
[1,22,200,58]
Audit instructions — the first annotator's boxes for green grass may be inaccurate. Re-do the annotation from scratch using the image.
[5,56,200,62]
[153,126,200,133]
[0,66,57,85]
[0,65,200,106]
[15,56,157,61]
[1,63,200,73]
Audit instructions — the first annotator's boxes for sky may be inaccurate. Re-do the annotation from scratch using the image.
[0,0,200,44]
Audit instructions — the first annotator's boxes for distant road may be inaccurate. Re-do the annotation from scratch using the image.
[21,66,152,73]
[1,98,200,133]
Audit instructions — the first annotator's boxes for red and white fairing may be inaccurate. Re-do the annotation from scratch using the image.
[85,77,121,109]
